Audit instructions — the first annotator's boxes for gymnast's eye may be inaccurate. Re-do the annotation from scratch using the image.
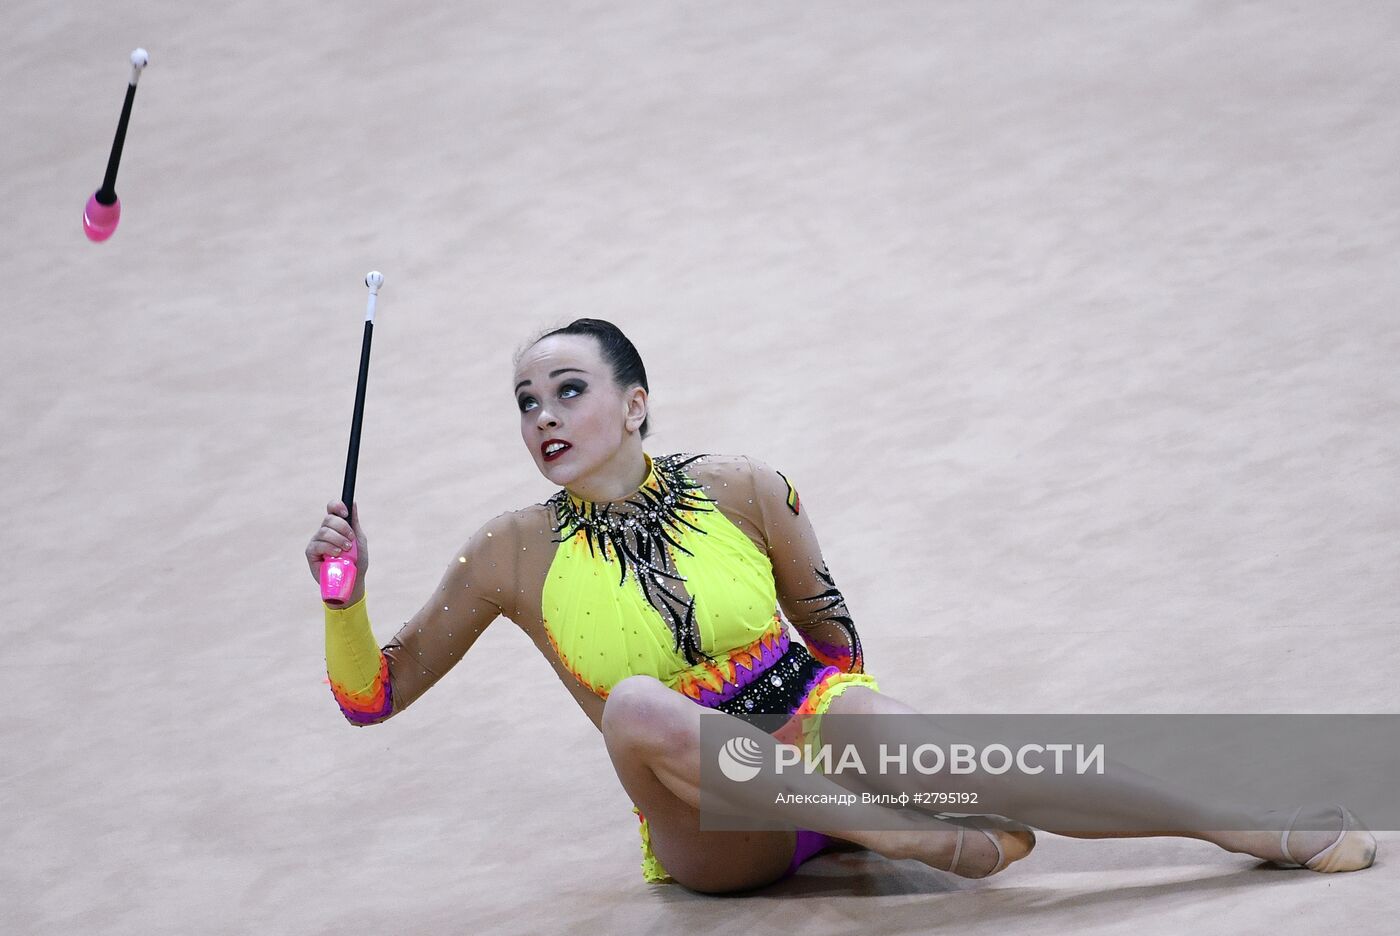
[518,382,583,413]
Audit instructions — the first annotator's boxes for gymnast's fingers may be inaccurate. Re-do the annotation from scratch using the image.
[321,513,354,543]
[309,502,369,582]
[317,520,355,551]
[325,500,364,539]
[306,536,342,561]
[307,513,352,580]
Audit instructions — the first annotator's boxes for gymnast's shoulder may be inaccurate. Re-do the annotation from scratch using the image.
[457,501,554,554]
[670,452,799,507]
[676,450,785,480]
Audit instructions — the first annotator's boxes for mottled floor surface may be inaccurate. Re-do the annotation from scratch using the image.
[3,2,1396,934]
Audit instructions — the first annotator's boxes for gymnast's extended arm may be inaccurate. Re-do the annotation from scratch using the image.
[744,455,865,674]
[321,511,520,726]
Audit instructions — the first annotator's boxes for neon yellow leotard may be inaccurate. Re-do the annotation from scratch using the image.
[323,452,879,883]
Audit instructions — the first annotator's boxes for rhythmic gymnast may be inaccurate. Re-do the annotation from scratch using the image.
[306,319,1376,893]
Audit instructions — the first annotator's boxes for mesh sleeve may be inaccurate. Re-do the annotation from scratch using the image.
[323,510,520,725]
[745,455,865,674]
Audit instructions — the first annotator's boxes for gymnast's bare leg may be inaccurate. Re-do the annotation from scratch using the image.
[601,675,1033,894]
[820,687,1359,867]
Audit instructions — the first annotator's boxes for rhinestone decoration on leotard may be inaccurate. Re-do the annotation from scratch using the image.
[792,562,864,673]
[709,641,831,728]
[548,453,718,666]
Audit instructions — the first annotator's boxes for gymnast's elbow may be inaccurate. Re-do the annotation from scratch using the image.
[334,705,397,728]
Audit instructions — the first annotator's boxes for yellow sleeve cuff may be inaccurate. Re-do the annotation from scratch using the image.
[324,591,381,695]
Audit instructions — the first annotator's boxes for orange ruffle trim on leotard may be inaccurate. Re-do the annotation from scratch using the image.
[667,615,787,705]
[545,613,791,706]
[543,626,611,699]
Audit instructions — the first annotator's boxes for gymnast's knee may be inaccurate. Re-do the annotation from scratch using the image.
[602,675,668,740]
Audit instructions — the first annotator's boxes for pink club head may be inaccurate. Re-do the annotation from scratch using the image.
[320,539,360,607]
[83,192,122,242]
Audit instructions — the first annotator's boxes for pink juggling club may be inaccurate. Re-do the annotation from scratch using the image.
[320,271,384,606]
[84,48,149,242]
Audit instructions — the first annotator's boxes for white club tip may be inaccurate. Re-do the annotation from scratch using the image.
[129,48,149,85]
[363,271,383,323]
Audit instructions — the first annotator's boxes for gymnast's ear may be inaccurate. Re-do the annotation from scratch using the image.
[623,385,648,433]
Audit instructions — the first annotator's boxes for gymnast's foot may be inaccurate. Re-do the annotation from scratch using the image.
[1220,804,1376,873]
[875,815,1036,879]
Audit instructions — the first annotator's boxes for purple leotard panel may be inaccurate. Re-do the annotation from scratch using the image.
[784,829,834,877]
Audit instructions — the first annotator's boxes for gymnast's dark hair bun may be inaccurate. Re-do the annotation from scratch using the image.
[534,318,651,439]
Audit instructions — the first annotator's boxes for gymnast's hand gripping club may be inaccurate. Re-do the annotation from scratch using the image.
[84,49,148,242]
[320,271,384,606]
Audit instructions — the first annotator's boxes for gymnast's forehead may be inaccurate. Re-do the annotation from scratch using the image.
[513,333,605,387]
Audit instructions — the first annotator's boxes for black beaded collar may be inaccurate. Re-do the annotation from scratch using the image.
[546,452,718,664]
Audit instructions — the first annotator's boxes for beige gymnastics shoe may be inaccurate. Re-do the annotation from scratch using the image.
[1275,804,1377,873]
[943,815,1037,879]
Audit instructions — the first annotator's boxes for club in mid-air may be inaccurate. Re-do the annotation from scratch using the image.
[84,48,149,242]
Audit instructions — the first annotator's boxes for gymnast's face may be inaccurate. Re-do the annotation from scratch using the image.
[514,333,646,489]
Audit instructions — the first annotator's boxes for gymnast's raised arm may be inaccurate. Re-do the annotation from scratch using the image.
[308,502,522,726]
